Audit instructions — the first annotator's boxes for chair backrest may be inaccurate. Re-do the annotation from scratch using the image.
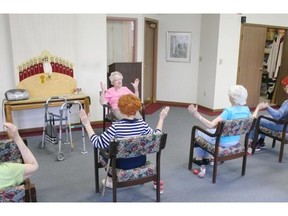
[220,117,255,137]
[0,140,23,163]
[0,139,37,202]
[109,132,167,159]
[0,140,25,202]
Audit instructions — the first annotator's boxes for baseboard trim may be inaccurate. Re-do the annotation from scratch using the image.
[155,100,223,115]
[0,121,103,139]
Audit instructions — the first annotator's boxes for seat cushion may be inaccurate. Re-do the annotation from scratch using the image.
[195,137,244,157]
[116,161,156,182]
[259,126,288,141]
[99,155,156,182]
[0,140,22,163]
[0,185,25,202]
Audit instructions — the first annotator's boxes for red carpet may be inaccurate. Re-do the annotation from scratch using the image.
[144,103,163,115]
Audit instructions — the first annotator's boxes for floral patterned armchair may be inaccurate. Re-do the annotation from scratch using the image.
[94,132,167,202]
[0,140,37,202]
[251,114,288,162]
[188,117,256,183]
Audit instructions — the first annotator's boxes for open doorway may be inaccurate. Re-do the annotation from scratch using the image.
[260,28,285,105]
[237,23,287,108]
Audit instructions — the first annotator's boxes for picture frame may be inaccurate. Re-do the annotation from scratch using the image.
[166,31,191,63]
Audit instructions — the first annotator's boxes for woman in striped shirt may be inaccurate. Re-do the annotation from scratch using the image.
[79,94,170,170]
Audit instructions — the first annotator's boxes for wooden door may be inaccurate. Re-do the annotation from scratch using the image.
[143,19,158,105]
[237,24,267,108]
[274,30,288,105]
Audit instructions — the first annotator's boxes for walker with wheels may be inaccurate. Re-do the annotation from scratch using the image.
[40,96,87,161]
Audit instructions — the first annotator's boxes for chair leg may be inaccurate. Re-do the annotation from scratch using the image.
[113,183,117,202]
[279,142,284,163]
[241,155,247,176]
[94,148,100,193]
[24,188,31,202]
[212,160,218,183]
[30,186,37,202]
[156,176,160,202]
[188,142,194,170]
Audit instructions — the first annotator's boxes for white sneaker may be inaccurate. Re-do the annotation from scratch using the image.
[198,165,206,178]
[102,177,113,189]
[247,147,252,155]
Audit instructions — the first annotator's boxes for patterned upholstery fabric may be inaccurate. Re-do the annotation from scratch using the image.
[195,118,253,157]
[195,137,244,157]
[116,161,156,182]
[99,155,156,182]
[0,185,25,202]
[0,140,23,163]
[0,140,25,202]
[221,118,254,137]
[259,126,288,141]
[116,133,161,158]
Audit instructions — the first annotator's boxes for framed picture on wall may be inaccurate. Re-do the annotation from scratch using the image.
[166,31,191,63]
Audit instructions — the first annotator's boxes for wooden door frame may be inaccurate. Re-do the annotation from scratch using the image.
[144,17,158,104]
[238,23,288,106]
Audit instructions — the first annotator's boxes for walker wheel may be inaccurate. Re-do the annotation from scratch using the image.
[56,152,65,161]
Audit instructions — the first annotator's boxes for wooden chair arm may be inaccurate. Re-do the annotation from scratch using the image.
[257,115,288,125]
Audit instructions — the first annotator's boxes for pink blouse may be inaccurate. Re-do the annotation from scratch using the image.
[104,86,134,110]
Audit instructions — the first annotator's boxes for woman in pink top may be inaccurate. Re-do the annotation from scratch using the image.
[100,71,142,120]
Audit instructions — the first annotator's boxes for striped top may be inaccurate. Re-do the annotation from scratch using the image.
[90,118,161,169]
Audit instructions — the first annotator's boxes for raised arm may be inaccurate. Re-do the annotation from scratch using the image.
[79,109,95,139]
[99,81,107,105]
[252,102,269,118]
[156,106,170,131]
[187,104,222,128]
[131,78,140,98]
[4,122,39,180]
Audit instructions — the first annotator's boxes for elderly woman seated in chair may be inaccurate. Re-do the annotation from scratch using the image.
[79,94,169,189]
[249,75,288,152]
[0,123,39,191]
[187,85,260,166]
[100,71,142,120]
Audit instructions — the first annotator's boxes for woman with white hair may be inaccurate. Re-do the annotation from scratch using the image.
[187,85,259,166]
[100,71,142,120]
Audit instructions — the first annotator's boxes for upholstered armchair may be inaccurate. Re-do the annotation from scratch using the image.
[94,132,167,202]
[0,140,37,202]
[188,117,256,183]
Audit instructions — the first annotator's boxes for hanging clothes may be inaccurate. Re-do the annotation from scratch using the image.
[267,34,284,79]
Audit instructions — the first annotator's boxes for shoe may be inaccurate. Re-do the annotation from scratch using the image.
[247,147,253,156]
[198,165,206,178]
[255,143,265,152]
[193,158,203,166]
[102,177,113,189]
[202,158,210,165]
[255,138,265,151]
[259,142,266,149]
[153,180,164,194]
[193,158,210,166]
[255,145,261,152]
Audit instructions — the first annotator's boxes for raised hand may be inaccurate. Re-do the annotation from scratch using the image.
[79,109,91,127]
